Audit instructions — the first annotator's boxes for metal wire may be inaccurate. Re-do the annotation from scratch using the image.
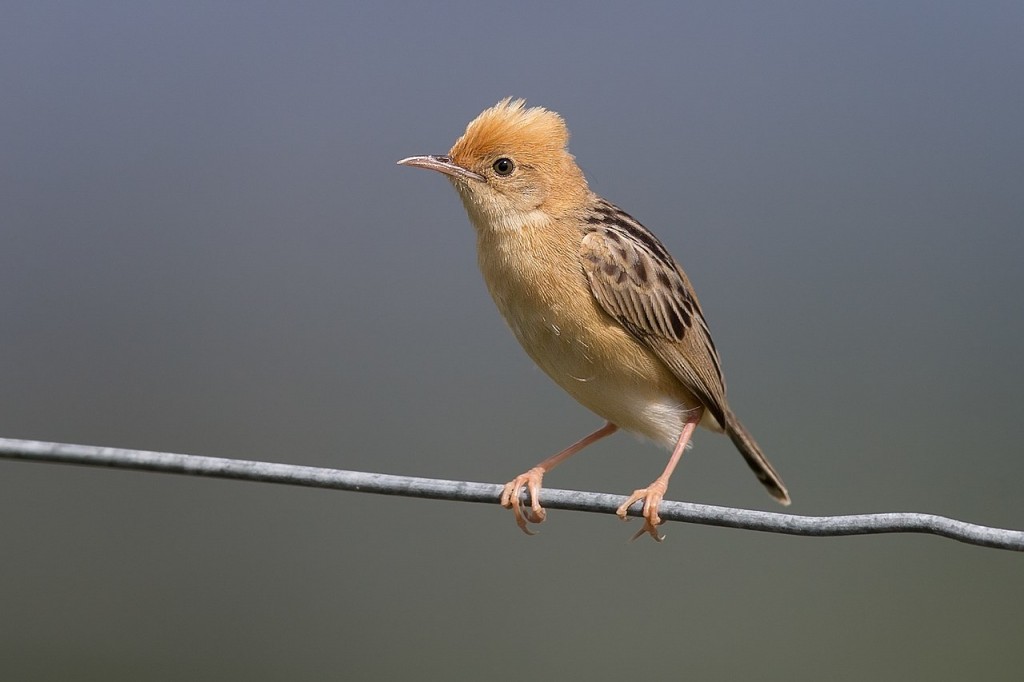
[1,437,1021,551]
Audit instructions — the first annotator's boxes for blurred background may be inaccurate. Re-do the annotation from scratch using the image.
[2,2,1022,679]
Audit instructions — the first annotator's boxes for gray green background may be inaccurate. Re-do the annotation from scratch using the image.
[3,2,1022,680]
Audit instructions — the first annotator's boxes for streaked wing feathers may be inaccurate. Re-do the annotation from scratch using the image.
[579,209,728,426]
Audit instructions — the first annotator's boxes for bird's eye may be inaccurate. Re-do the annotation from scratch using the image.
[492,157,514,176]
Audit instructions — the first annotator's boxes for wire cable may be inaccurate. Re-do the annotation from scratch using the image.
[1,437,1020,551]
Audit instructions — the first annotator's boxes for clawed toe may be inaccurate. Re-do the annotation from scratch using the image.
[500,467,547,535]
[629,519,665,542]
[615,481,669,542]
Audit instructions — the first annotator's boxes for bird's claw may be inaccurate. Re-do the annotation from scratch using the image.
[500,467,547,535]
[616,481,668,542]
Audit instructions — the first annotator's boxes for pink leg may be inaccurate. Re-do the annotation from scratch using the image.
[500,421,619,535]
[616,407,704,542]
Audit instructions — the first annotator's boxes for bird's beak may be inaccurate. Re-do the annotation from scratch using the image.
[397,155,485,183]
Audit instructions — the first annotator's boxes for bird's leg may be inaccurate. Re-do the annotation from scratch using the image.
[501,421,618,535]
[616,407,704,542]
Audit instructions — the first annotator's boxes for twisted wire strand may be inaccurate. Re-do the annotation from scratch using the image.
[1,438,1020,551]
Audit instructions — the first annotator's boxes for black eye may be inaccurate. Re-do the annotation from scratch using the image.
[492,157,514,176]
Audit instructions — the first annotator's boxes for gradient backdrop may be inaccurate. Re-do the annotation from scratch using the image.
[2,2,1023,680]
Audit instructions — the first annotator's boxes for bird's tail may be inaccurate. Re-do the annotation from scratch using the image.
[724,410,791,506]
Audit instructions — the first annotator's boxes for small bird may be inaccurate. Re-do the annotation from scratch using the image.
[398,98,790,540]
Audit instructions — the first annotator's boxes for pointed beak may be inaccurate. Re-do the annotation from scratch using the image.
[397,155,485,183]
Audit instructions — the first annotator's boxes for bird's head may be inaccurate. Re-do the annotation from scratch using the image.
[398,98,589,229]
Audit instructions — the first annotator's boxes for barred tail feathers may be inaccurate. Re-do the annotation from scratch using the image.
[724,410,791,506]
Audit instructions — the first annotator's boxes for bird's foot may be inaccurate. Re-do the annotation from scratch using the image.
[616,480,669,542]
[500,467,547,535]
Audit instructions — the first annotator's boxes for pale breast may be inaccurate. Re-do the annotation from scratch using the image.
[475,220,705,448]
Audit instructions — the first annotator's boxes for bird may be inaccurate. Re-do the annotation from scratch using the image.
[398,98,790,541]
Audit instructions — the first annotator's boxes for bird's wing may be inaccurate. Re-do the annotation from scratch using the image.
[579,207,729,427]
